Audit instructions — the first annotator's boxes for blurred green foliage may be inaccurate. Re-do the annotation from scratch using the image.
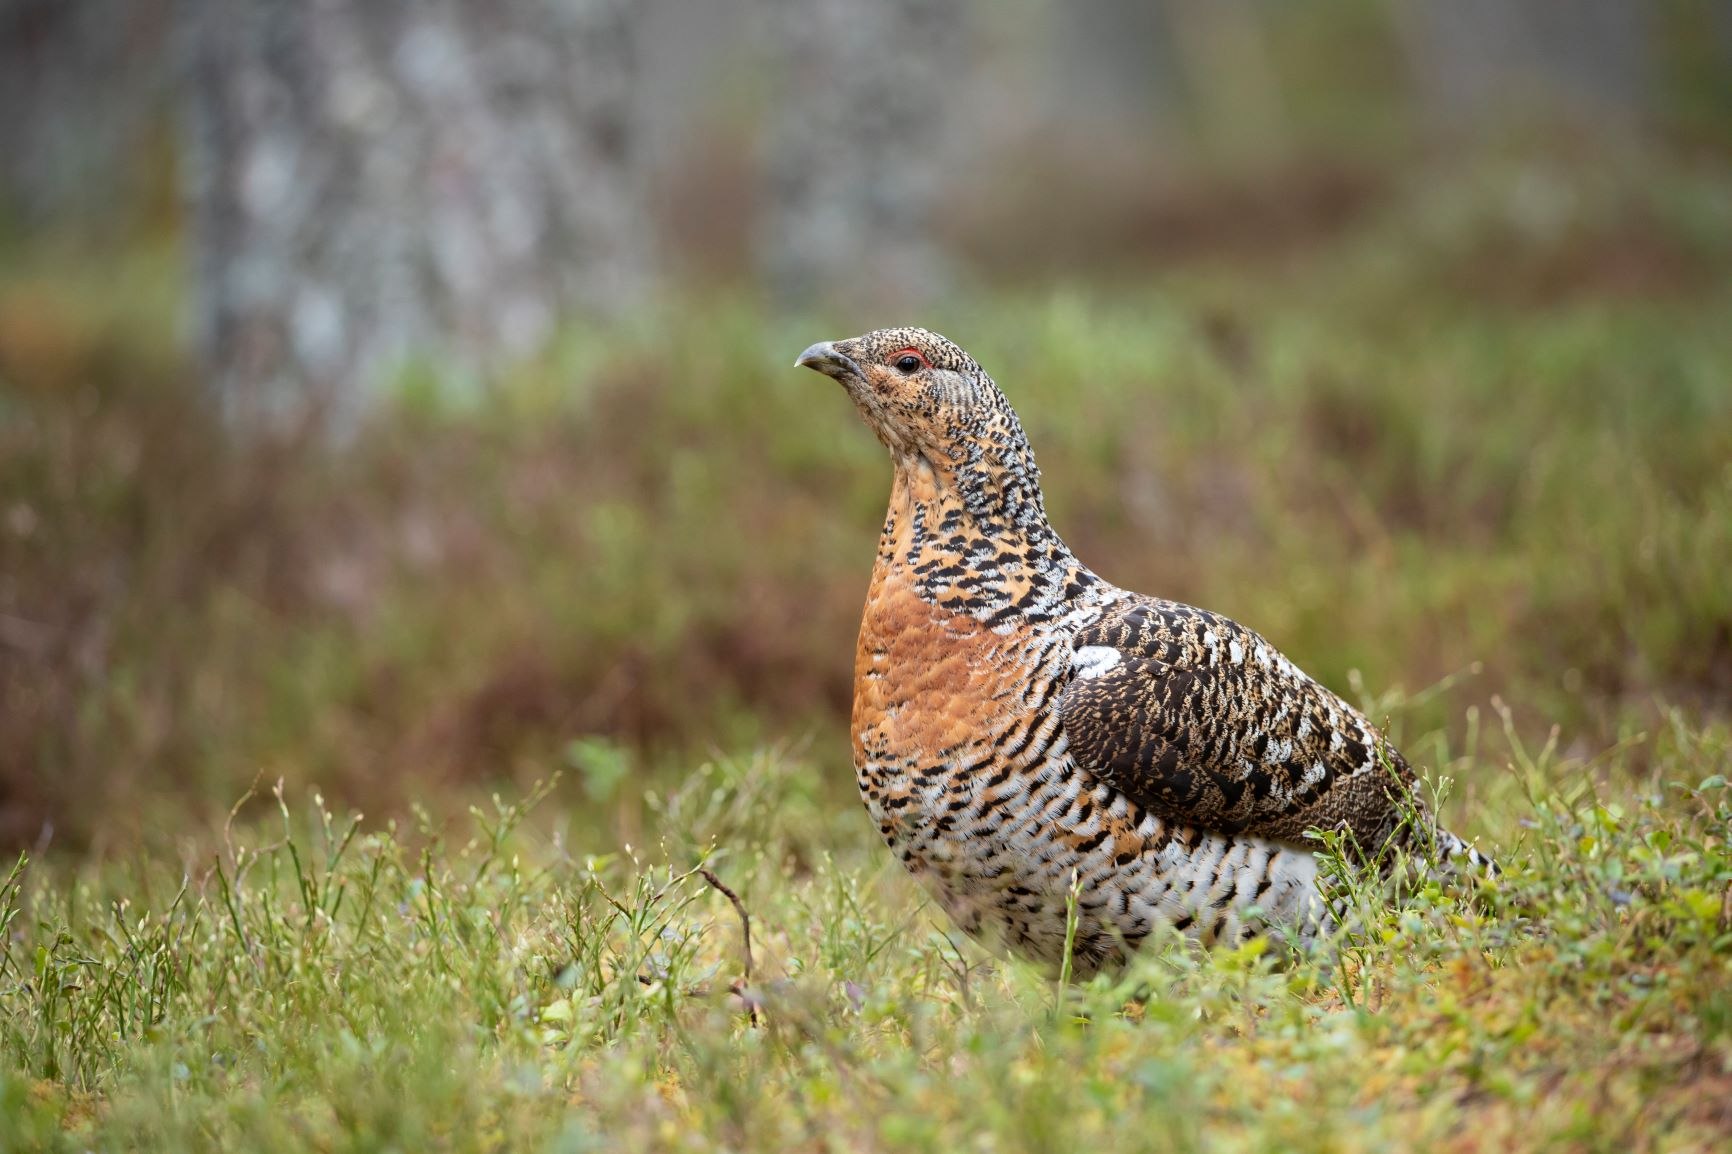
[4,144,1730,850]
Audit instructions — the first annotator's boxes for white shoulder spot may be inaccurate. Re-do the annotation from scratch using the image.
[1072,645,1123,680]
[1228,638,1245,664]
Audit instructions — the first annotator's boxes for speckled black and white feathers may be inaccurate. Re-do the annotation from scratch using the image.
[799,326,1495,973]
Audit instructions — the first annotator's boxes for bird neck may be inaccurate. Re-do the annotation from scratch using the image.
[880,451,1095,622]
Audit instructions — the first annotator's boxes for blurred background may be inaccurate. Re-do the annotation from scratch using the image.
[2,0,1730,852]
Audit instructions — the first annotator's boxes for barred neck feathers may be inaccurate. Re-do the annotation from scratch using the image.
[882,416,1097,628]
[934,371,1042,522]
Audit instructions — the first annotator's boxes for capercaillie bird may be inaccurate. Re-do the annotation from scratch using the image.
[798,326,1495,975]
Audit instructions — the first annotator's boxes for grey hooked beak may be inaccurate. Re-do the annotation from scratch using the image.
[795,340,861,380]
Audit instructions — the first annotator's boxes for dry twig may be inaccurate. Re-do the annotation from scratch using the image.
[698,866,757,1024]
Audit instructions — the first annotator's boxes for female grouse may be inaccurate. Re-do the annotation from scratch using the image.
[798,326,1493,974]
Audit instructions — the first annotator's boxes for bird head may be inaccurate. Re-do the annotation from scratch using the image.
[796,327,1002,456]
[797,327,1049,529]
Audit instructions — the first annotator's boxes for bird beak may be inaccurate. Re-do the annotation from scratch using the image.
[795,340,861,380]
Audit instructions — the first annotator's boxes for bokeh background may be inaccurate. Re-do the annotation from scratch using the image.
[3,0,1731,852]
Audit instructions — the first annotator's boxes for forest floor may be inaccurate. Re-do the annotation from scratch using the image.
[4,739,1732,1153]
[3,144,1731,1151]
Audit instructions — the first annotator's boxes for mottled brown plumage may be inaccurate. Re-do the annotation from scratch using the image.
[1061,599,1418,852]
[799,326,1492,973]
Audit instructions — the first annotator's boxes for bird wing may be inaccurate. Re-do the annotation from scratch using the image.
[1058,597,1417,855]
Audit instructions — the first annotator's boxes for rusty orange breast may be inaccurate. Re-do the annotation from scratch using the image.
[853,563,1029,771]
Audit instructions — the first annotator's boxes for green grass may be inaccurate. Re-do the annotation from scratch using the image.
[3,721,1730,1152]
[3,142,1732,1148]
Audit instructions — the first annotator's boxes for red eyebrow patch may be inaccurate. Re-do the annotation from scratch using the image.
[889,347,931,369]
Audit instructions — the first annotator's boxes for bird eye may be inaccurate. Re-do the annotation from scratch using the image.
[890,349,928,374]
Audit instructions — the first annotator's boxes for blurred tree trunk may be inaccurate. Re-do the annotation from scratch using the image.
[762,0,963,309]
[1055,0,1181,132]
[0,0,173,232]
[1164,0,1286,165]
[1402,0,1653,130]
[181,0,649,436]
